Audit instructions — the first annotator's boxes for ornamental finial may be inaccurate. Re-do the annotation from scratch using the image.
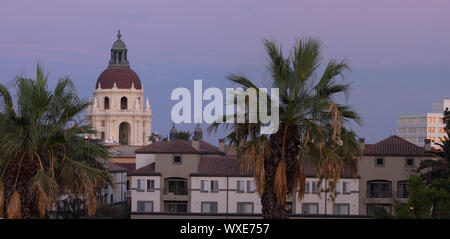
[117,30,121,40]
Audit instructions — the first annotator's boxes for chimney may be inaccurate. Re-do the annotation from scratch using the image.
[219,138,226,153]
[424,139,431,151]
[359,138,365,151]
[192,140,200,150]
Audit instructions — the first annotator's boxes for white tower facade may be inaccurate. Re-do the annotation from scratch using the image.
[86,31,152,146]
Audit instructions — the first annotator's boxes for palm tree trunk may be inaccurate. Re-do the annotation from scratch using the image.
[3,156,40,218]
[261,156,286,219]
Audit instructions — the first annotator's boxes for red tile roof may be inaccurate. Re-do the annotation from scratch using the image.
[191,156,252,177]
[135,140,223,155]
[128,163,160,176]
[95,68,142,89]
[363,135,435,157]
[113,163,136,174]
[191,156,358,178]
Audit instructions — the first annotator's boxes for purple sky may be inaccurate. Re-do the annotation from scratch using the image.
[1,0,450,144]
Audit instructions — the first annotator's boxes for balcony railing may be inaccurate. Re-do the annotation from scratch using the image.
[367,191,391,198]
[162,187,188,196]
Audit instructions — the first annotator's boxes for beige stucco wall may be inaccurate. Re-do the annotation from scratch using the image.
[358,155,436,215]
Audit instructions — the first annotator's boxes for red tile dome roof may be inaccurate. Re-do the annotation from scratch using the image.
[95,67,142,89]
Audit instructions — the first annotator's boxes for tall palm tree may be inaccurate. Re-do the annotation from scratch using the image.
[0,64,111,219]
[209,38,361,218]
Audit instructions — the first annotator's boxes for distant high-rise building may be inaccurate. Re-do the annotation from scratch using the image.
[398,98,450,147]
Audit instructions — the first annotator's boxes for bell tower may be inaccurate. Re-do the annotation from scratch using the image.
[86,30,152,146]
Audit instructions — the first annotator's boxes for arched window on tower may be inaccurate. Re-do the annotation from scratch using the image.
[104,97,110,110]
[121,97,128,110]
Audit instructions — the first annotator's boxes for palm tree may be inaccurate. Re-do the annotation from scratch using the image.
[176,130,192,141]
[209,38,361,218]
[0,64,111,219]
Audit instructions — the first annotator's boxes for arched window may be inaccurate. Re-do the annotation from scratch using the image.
[104,97,110,110]
[121,97,128,110]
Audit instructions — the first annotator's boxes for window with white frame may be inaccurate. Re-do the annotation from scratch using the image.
[201,202,218,213]
[335,182,341,194]
[147,179,155,191]
[302,203,318,214]
[333,203,349,215]
[210,180,219,192]
[237,180,245,193]
[305,181,310,193]
[137,201,153,212]
[311,181,319,193]
[247,180,255,193]
[200,180,209,192]
[137,179,145,190]
[237,202,254,214]
[343,182,351,194]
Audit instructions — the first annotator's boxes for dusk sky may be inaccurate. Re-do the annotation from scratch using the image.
[1,0,450,145]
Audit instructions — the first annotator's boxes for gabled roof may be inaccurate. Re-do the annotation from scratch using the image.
[363,135,434,157]
[135,140,223,155]
[128,163,160,176]
[113,163,136,174]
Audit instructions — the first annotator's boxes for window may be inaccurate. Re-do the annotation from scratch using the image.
[237,202,254,214]
[147,179,155,191]
[165,178,188,195]
[367,181,391,198]
[305,181,310,194]
[200,180,209,192]
[201,202,218,213]
[302,203,319,214]
[110,194,114,203]
[405,158,415,168]
[247,180,255,193]
[343,182,351,194]
[428,127,435,133]
[333,204,349,215]
[173,156,181,164]
[210,180,219,192]
[237,180,245,193]
[335,182,341,194]
[137,179,145,191]
[101,120,105,127]
[137,201,153,213]
[104,97,110,109]
[428,117,435,123]
[398,181,409,198]
[126,180,130,190]
[120,97,128,110]
[311,181,319,193]
[100,132,105,140]
[375,158,384,167]
[165,201,187,213]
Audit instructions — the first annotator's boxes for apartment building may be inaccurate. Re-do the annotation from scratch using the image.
[398,98,450,147]
[358,135,438,216]
[129,129,360,218]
